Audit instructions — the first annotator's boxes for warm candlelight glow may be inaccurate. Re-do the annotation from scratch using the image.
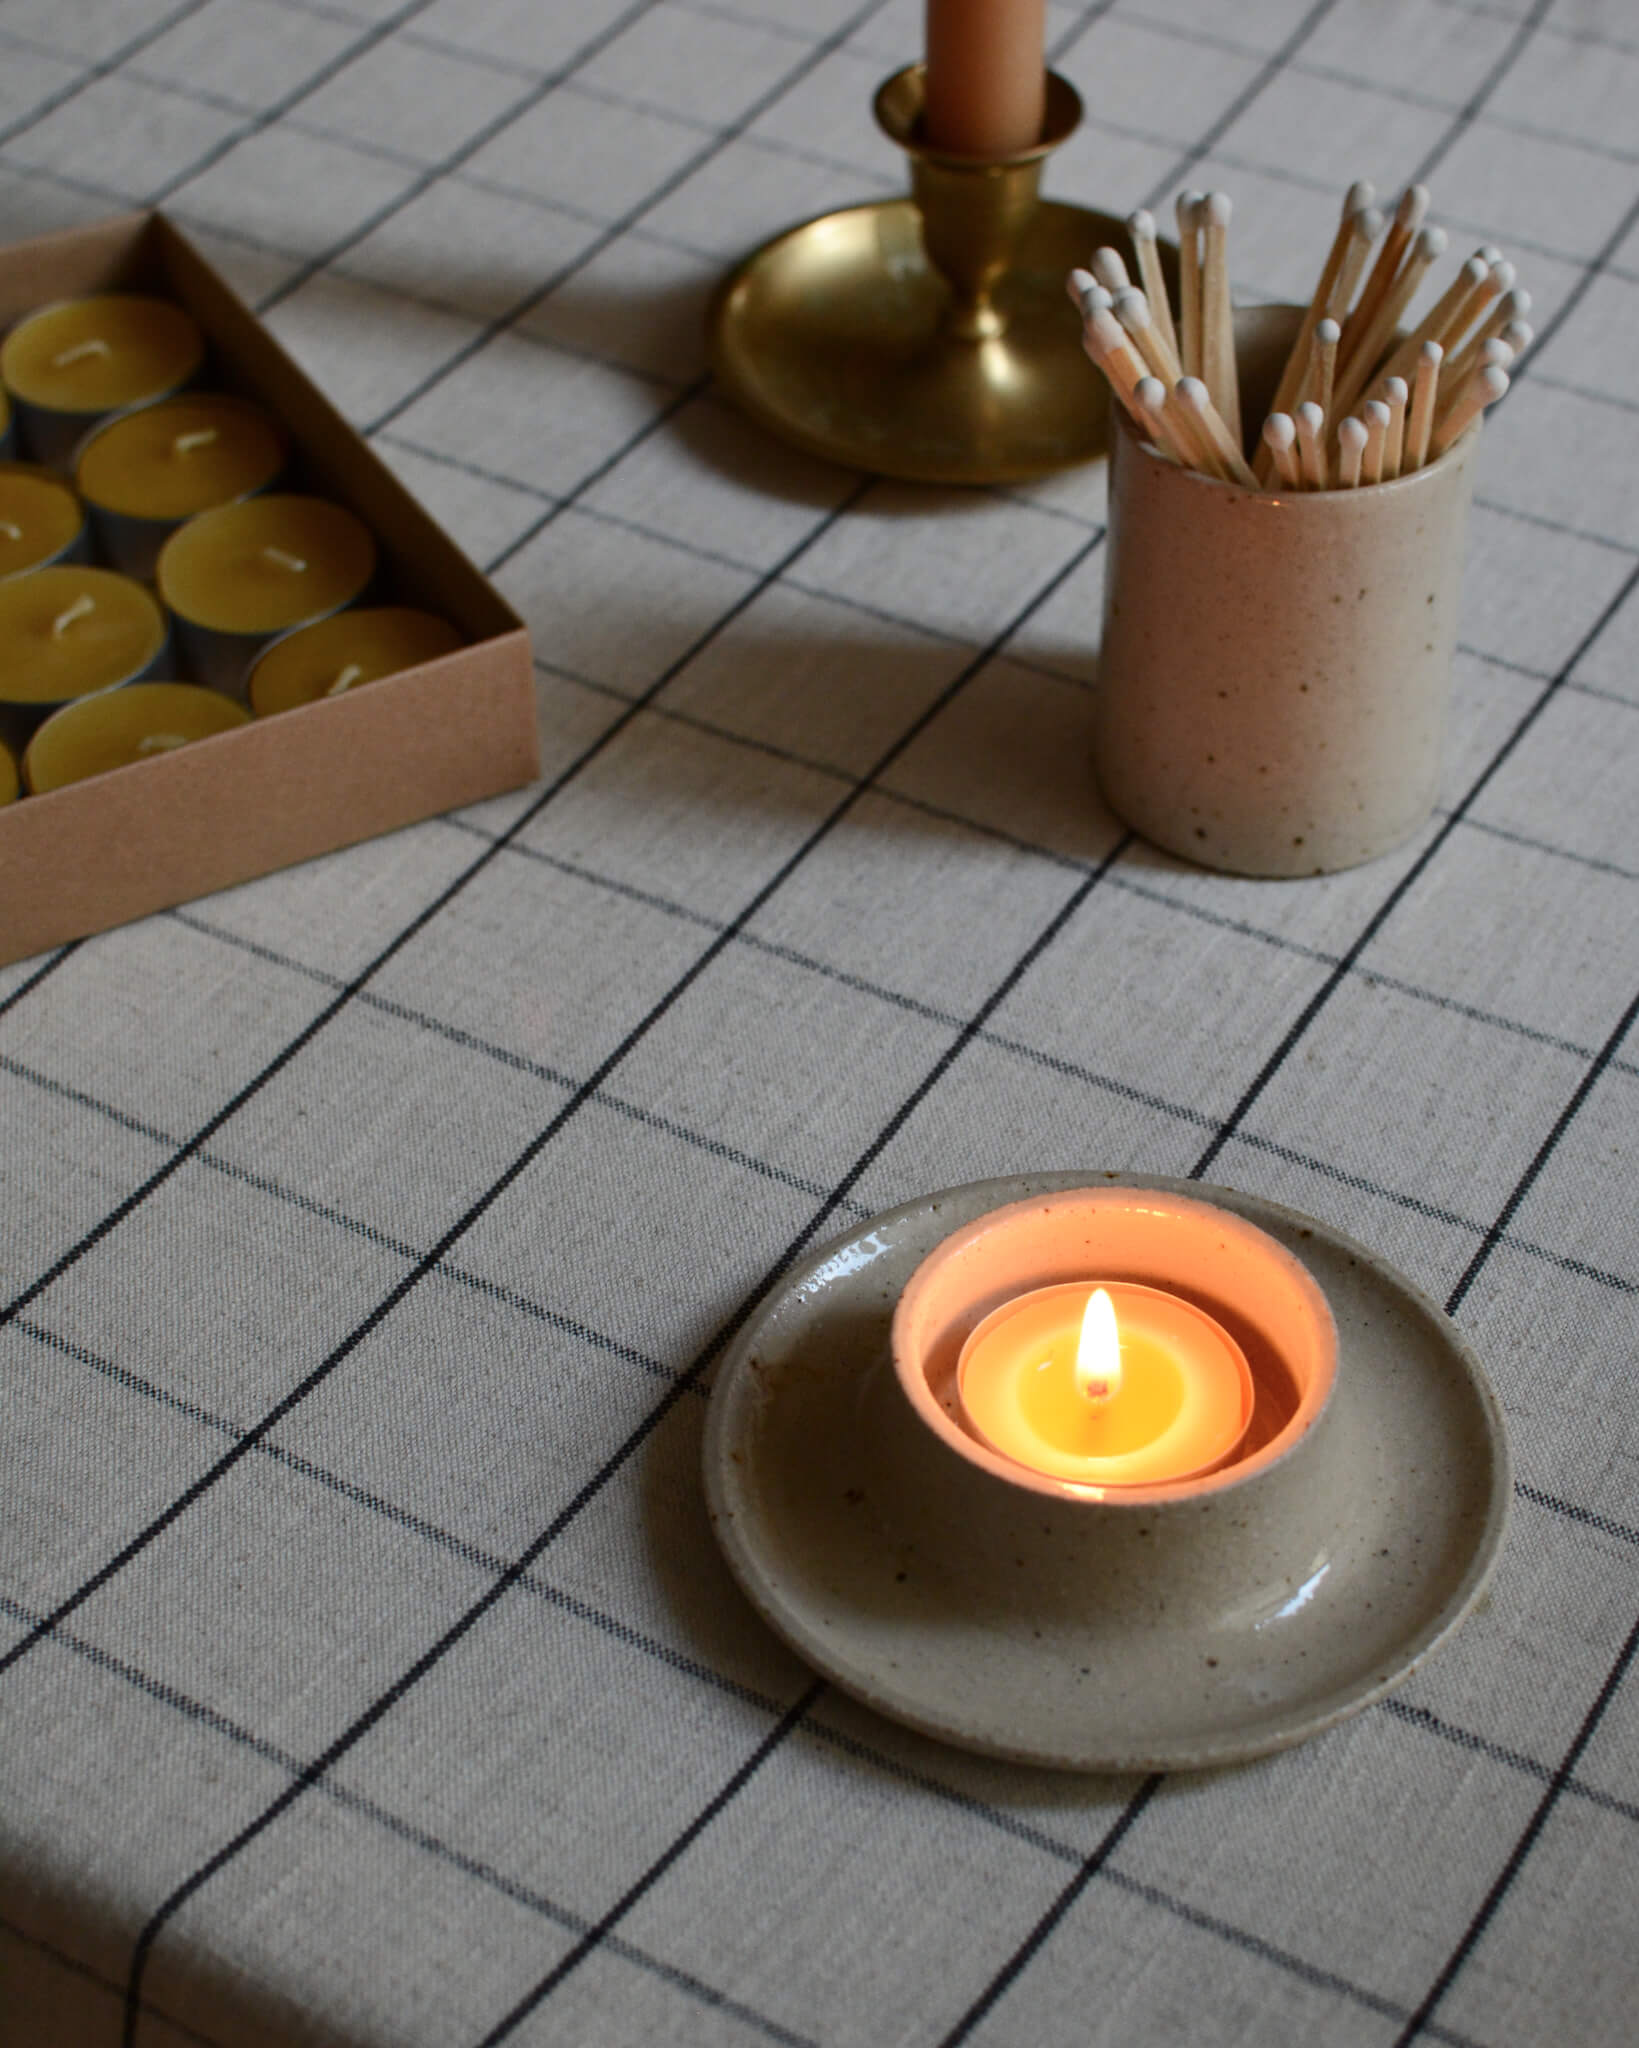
[1075,1285,1120,1403]
[959,1280,1252,1487]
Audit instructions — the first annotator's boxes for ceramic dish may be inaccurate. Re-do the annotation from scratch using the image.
[703,1171,1509,1772]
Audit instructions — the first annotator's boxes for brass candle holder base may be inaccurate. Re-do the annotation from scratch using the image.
[710,66,1162,486]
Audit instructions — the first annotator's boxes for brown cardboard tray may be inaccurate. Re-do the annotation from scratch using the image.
[0,210,540,968]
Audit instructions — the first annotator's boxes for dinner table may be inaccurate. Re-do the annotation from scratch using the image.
[2,0,1637,2042]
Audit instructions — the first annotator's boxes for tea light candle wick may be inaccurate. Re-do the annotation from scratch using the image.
[172,428,220,456]
[51,337,112,368]
[53,593,96,637]
[0,520,21,542]
[325,663,365,697]
[262,545,308,573]
[136,732,190,755]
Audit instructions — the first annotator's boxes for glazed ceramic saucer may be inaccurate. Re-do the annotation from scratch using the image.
[703,1173,1510,1772]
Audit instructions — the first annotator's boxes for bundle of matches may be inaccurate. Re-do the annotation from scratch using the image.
[1069,182,1528,492]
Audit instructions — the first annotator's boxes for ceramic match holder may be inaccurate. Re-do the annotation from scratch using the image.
[1095,305,1480,877]
[704,1174,1509,1772]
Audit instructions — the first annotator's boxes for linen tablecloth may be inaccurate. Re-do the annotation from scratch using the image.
[3,0,1638,2042]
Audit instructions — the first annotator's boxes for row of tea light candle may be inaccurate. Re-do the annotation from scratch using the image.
[0,292,462,801]
[1070,179,1530,490]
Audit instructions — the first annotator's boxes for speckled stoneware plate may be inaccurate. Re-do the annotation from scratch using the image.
[703,1172,1510,1772]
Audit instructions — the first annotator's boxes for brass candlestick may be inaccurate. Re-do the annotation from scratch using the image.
[710,65,1166,486]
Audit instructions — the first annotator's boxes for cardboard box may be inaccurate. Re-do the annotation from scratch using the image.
[0,211,539,967]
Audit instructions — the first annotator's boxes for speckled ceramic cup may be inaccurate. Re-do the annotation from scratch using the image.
[1095,305,1480,877]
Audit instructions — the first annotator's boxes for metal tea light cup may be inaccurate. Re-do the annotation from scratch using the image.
[1094,304,1480,877]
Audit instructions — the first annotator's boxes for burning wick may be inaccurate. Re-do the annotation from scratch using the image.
[1073,1286,1122,1406]
[172,429,220,456]
[52,594,96,637]
[136,733,190,755]
[51,337,112,368]
[261,546,307,573]
[324,663,365,697]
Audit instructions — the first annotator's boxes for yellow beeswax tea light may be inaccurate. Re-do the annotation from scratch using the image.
[76,393,284,521]
[24,681,249,794]
[0,567,168,741]
[249,606,464,717]
[1,295,204,465]
[958,1281,1253,1487]
[0,462,87,579]
[157,494,375,637]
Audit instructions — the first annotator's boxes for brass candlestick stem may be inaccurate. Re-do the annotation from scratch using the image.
[710,65,1165,486]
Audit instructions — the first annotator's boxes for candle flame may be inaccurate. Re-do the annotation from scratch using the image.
[1075,1287,1121,1405]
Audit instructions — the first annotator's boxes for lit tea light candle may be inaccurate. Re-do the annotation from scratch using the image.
[0,462,88,579]
[924,0,1046,156]
[958,1279,1253,1486]
[23,680,249,794]
[1,295,204,467]
[0,565,168,748]
[248,605,463,717]
[75,393,284,580]
[156,493,376,700]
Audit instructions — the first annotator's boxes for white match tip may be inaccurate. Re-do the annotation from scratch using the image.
[1091,247,1130,291]
[1204,191,1233,226]
[1296,400,1324,434]
[1262,412,1296,451]
[1478,365,1510,402]
[1489,260,1516,292]
[1177,376,1211,412]
[1397,183,1430,227]
[1345,179,1375,216]
[1503,288,1531,320]
[1176,189,1204,227]
[1415,225,1448,260]
[1088,306,1128,353]
[1128,209,1156,241]
[1354,206,1385,241]
[1482,338,1514,369]
[1460,254,1490,285]
[1337,416,1368,453]
[1315,317,1341,346]
[1477,244,1502,266]
[1134,375,1167,415]
[1362,398,1391,429]
[1501,319,1533,354]
[1067,267,1096,304]
[1419,338,1444,366]
[1113,287,1152,331]
[1383,375,1408,405]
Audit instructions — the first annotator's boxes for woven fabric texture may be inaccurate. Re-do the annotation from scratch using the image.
[2,0,1637,2043]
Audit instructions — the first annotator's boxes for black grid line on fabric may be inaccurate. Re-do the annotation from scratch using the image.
[118,807,1132,2038]
[1393,1601,1639,2046]
[0,0,217,150]
[1380,982,1639,2037]
[1383,1699,1639,1830]
[0,365,799,1364]
[469,1679,828,2047]
[231,0,668,317]
[0,483,886,1680]
[330,0,902,435]
[1446,980,1639,1314]
[3,518,1100,1709]
[1409,0,1554,184]
[0,1593,818,2048]
[0,943,76,1020]
[936,1777,1164,2048]
[0,1914,228,2048]
[1470,496,1639,560]
[0,1529,1505,2048]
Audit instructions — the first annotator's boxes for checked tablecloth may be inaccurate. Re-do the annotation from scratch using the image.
[3,1,1639,2043]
